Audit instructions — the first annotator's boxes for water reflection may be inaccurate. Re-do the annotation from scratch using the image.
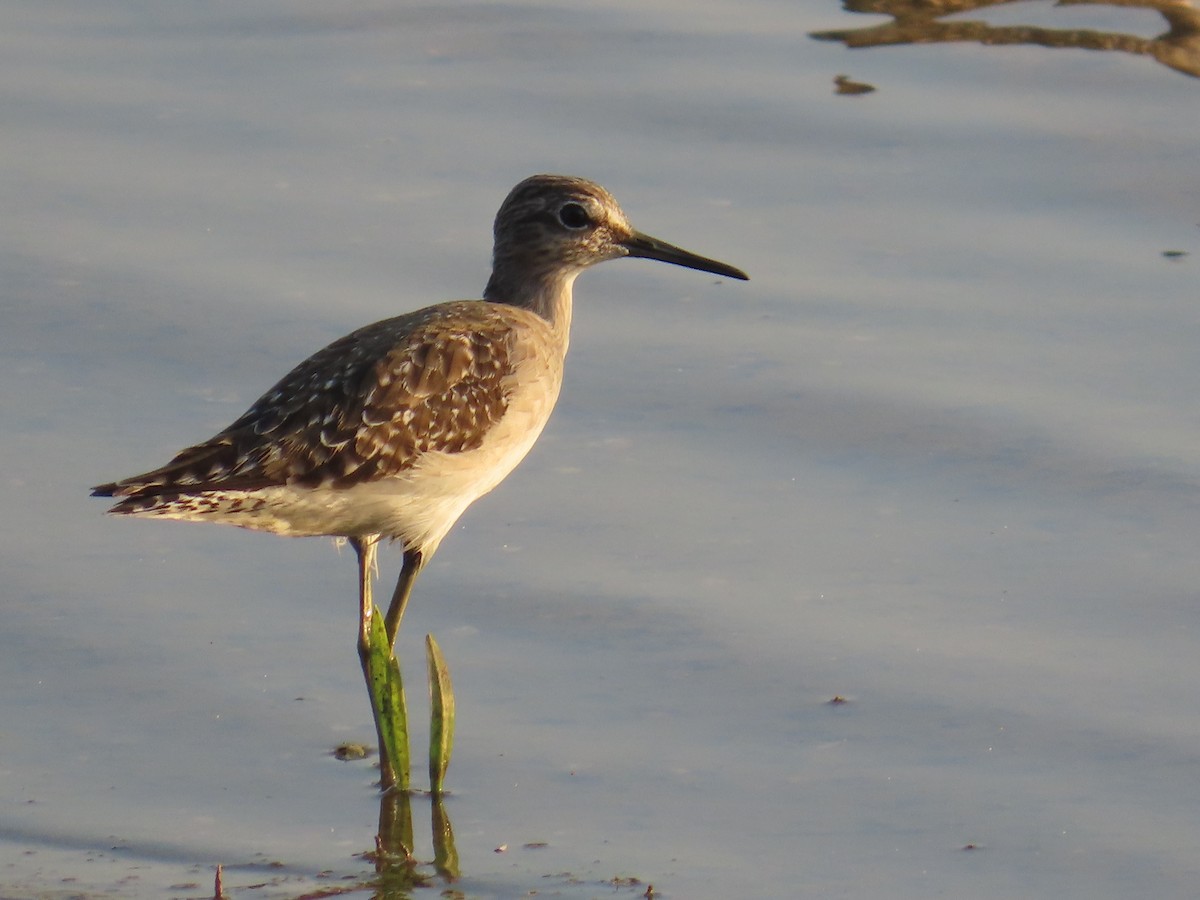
[357,790,459,897]
[811,0,1200,79]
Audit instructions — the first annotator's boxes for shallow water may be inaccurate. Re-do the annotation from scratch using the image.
[3,1,1199,897]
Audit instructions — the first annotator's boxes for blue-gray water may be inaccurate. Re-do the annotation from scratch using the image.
[3,1,1199,897]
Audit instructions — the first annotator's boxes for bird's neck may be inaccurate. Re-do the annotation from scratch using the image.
[483,267,577,349]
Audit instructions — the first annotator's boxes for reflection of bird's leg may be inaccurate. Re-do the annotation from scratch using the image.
[350,534,396,789]
[385,548,425,649]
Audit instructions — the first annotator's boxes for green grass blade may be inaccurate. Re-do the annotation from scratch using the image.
[367,605,410,791]
[425,633,455,795]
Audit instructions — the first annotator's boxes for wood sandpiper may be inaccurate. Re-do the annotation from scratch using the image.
[93,174,749,787]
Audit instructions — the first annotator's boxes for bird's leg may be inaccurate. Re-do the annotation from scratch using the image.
[350,534,396,790]
[350,535,381,663]
[384,548,424,650]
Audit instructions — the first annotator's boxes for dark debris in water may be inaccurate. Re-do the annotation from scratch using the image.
[332,742,371,760]
[834,74,876,95]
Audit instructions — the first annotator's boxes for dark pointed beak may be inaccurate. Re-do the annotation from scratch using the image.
[622,231,749,281]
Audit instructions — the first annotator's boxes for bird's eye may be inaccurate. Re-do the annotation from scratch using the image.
[557,202,591,230]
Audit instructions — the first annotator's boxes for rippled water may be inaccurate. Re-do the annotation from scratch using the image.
[3,1,1198,897]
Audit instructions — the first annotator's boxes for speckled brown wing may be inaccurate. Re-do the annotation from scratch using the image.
[349,312,512,482]
[93,302,516,507]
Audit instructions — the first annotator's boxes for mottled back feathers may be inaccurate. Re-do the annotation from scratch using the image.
[94,302,519,510]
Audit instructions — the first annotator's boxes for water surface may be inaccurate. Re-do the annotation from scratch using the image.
[2,1,1199,897]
